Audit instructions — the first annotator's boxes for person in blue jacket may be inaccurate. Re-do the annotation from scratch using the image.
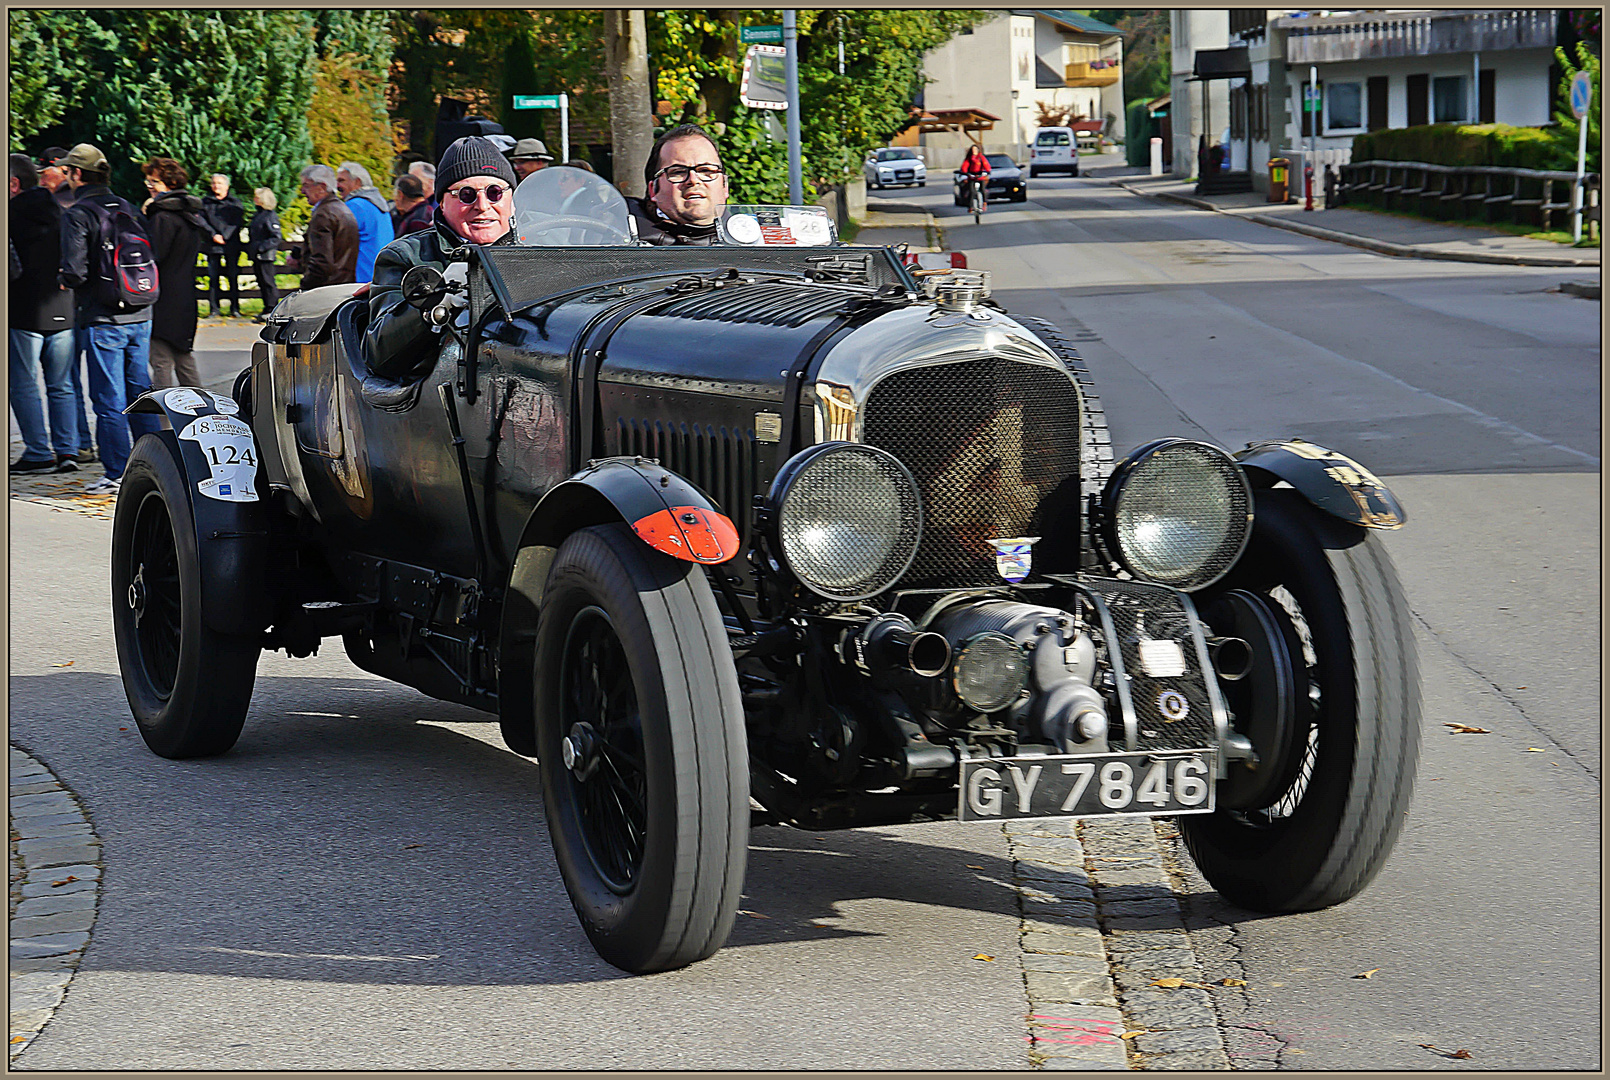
[335,161,394,284]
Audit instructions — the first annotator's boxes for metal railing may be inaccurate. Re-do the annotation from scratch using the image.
[1280,9,1555,64]
[1336,159,1602,237]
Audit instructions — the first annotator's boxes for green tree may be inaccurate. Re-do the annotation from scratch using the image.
[308,10,395,181]
[1079,10,1170,105]
[8,11,315,208]
[1552,41,1601,173]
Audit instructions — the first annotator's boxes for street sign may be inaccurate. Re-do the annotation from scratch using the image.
[511,94,570,163]
[513,94,563,110]
[1303,85,1321,112]
[740,24,782,45]
[740,44,788,111]
[1570,70,1593,119]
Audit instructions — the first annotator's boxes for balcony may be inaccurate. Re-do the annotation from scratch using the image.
[1065,60,1121,87]
[1280,9,1556,64]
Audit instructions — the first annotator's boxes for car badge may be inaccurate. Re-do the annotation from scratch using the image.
[991,536,1040,584]
[1158,690,1190,722]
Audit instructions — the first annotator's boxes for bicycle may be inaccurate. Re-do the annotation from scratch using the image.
[965,175,987,223]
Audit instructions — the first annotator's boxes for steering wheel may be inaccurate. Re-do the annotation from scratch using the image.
[521,215,634,245]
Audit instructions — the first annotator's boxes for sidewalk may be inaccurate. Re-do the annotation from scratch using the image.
[1083,159,1601,270]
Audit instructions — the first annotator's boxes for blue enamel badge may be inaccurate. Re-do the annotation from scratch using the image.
[991,536,1040,583]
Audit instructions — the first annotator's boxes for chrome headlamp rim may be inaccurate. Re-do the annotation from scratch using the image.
[1097,438,1253,592]
[764,441,924,603]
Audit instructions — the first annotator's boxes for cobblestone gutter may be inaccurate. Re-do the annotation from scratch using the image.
[8,747,102,1060]
[1009,817,1232,1070]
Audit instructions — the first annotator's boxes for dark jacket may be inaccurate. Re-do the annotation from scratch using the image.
[144,189,211,351]
[392,199,433,236]
[363,208,513,381]
[10,185,75,334]
[626,197,719,246]
[298,193,359,289]
[59,183,151,326]
[201,192,245,254]
[247,207,282,263]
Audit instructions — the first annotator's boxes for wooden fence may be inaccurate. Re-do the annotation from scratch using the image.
[1336,160,1601,238]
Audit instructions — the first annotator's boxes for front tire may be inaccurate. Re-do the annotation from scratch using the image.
[111,434,260,758]
[534,524,748,973]
[1181,489,1420,911]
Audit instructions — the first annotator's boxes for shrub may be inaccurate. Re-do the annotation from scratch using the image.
[1353,123,1571,172]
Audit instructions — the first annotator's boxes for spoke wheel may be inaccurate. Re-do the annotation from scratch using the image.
[112,434,260,758]
[1181,489,1421,912]
[535,523,748,973]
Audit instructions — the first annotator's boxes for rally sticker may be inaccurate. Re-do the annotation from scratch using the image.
[178,414,258,502]
[162,388,210,415]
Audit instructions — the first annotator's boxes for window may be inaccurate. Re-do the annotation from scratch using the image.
[1036,131,1072,146]
[877,148,917,162]
[1325,80,1363,132]
[1433,75,1465,123]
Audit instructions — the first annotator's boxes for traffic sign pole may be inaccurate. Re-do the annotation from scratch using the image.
[784,10,803,204]
[1570,70,1592,243]
[561,92,570,165]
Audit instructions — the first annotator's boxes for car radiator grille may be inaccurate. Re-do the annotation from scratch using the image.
[614,418,761,549]
[861,357,1083,589]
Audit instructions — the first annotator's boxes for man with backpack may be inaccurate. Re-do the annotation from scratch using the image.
[57,142,161,495]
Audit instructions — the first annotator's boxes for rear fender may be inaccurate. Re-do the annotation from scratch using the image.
[495,456,740,756]
[125,388,270,636]
[1234,438,1406,530]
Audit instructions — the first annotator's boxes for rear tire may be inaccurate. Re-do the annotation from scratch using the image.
[535,523,748,973]
[1181,490,1420,911]
[111,434,260,758]
[1071,165,1080,177]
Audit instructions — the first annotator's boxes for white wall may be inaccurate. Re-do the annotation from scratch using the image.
[1169,10,1231,176]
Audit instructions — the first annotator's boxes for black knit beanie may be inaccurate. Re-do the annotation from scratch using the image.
[436,136,516,193]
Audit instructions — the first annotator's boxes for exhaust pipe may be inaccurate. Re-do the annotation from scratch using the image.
[843,613,951,679]
[1208,636,1253,682]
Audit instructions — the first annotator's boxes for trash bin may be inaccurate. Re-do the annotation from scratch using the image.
[1268,158,1290,203]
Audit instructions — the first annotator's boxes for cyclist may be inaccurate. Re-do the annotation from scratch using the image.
[958,145,991,212]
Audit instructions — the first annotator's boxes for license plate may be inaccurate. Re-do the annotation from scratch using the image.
[895,170,914,180]
[958,750,1216,822]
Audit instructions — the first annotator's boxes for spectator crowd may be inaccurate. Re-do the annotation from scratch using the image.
[8,134,568,492]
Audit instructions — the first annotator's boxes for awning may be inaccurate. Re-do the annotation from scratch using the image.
[1191,47,1251,80]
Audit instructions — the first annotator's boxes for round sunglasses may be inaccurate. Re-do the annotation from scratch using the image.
[448,183,509,206]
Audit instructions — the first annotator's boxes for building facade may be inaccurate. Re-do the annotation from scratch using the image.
[919,10,1124,167]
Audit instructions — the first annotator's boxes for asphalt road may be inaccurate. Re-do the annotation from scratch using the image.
[910,171,1601,1070]
[10,176,1600,1069]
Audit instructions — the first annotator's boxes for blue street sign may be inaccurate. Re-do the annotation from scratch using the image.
[1570,71,1593,120]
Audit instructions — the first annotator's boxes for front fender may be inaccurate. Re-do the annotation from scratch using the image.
[495,456,740,757]
[1234,438,1405,530]
[125,388,270,635]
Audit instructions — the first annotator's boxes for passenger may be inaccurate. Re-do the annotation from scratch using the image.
[363,136,516,381]
[626,123,727,246]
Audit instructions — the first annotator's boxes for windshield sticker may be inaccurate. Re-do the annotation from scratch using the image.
[179,414,259,502]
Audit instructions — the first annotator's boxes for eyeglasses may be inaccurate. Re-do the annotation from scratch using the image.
[448,183,508,206]
[654,164,724,185]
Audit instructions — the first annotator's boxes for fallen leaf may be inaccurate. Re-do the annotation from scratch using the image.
[738,909,770,919]
[966,864,985,869]
[1353,968,1380,979]
[1525,748,1546,753]
[51,876,79,887]
[50,660,74,668]
[1151,977,1212,990]
[1452,1050,1472,1059]
[1517,686,1527,690]
[1443,723,1489,734]
[11,1035,27,1044]
[401,844,422,849]
[973,953,995,962]
[1219,978,1247,987]
[1118,1030,1147,1040]
[1419,1044,1473,1060]
[119,727,128,731]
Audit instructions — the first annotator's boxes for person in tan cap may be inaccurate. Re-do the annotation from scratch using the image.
[56,143,161,494]
[508,138,555,182]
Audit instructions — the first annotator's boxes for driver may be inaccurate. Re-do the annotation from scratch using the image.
[626,124,728,246]
[364,136,517,380]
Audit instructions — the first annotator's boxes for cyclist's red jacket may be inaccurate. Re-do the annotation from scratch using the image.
[958,153,991,177]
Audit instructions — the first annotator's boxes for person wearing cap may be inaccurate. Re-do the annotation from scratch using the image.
[627,123,727,246]
[9,153,79,474]
[289,164,358,289]
[390,172,433,236]
[41,145,95,463]
[508,138,555,182]
[57,142,161,494]
[363,136,517,381]
[335,161,395,283]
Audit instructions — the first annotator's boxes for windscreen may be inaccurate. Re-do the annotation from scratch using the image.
[513,166,634,247]
[876,148,917,162]
[987,155,1015,168]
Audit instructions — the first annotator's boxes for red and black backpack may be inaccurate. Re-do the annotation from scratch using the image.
[84,197,160,309]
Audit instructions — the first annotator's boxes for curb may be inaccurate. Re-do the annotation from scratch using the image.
[1560,279,1601,299]
[8,746,103,1060]
[1109,179,1601,268]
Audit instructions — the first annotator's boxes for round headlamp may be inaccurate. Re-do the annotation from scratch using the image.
[766,442,922,602]
[1099,439,1252,591]
[952,632,1029,712]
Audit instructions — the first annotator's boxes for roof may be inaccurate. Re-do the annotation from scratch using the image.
[1027,10,1124,37]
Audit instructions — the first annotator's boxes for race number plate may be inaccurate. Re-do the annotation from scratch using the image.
[958,750,1216,823]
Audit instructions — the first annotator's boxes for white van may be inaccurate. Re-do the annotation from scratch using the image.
[1029,127,1080,177]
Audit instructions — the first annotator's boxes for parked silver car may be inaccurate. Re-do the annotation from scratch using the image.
[864,147,927,189]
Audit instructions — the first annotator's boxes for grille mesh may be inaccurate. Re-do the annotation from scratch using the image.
[862,357,1083,588]
[1083,579,1218,751]
[614,419,759,550]
[1111,442,1251,591]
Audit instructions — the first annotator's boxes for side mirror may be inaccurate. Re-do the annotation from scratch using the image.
[400,265,447,310]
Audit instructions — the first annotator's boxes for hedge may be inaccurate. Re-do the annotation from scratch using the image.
[1352,123,1570,172]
